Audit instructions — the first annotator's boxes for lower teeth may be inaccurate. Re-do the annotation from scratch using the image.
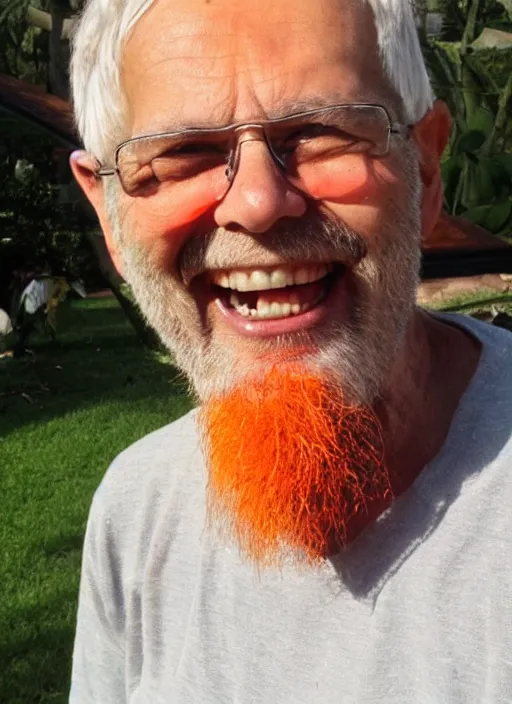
[229,293,323,319]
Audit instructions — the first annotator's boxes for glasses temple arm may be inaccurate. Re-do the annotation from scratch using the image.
[96,166,117,177]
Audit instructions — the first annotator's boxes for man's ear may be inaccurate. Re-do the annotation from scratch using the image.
[70,150,124,275]
[411,100,452,238]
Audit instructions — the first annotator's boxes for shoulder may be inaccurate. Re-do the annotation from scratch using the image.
[432,313,512,493]
[101,406,202,489]
[86,408,205,558]
[443,312,512,432]
[436,312,512,393]
[438,309,512,345]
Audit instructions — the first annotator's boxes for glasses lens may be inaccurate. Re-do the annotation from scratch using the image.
[279,105,391,201]
[116,131,230,198]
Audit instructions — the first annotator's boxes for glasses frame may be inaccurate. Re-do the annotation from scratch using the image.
[96,103,411,193]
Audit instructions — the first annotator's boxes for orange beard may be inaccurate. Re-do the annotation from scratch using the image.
[199,366,391,568]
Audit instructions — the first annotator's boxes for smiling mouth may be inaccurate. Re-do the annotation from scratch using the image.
[209,262,343,320]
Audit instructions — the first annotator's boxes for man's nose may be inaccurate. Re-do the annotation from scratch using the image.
[213,140,307,233]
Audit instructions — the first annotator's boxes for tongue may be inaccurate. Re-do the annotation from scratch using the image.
[234,280,326,308]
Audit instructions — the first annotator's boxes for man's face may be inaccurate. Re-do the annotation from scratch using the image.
[104,0,423,405]
[72,0,439,565]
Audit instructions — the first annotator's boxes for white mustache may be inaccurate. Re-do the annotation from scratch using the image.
[179,217,367,283]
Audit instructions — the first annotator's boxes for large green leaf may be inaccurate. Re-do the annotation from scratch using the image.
[441,154,463,210]
[494,154,512,178]
[468,106,496,138]
[460,155,497,210]
[456,128,487,153]
[463,200,512,233]
[425,41,466,134]
[461,205,491,226]
[481,156,512,199]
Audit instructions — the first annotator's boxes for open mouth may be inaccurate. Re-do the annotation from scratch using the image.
[210,262,343,321]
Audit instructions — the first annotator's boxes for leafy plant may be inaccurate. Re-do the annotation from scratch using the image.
[422,0,512,236]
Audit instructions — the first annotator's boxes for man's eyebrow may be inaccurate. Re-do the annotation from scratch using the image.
[275,91,393,114]
[270,95,348,117]
[132,120,193,136]
[133,94,387,135]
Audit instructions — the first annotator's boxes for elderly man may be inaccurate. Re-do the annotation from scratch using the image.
[69,0,512,701]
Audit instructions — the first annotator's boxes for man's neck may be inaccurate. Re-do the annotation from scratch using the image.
[342,309,481,546]
[377,307,482,497]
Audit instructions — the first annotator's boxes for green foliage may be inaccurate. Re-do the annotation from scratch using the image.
[431,0,511,41]
[0,0,99,314]
[422,0,512,236]
[0,114,98,313]
[0,1,47,82]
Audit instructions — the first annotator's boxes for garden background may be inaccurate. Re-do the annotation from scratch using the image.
[0,1,511,702]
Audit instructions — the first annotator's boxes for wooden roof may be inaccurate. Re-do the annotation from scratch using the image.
[0,73,76,147]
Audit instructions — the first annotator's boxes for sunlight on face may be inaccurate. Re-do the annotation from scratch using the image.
[109,0,422,404]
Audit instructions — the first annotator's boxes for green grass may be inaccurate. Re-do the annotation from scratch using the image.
[428,289,512,316]
[0,297,192,704]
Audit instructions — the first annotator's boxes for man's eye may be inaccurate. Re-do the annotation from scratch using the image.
[289,123,331,140]
[283,125,363,150]
[281,126,368,162]
[166,142,225,157]
[150,146,226,182]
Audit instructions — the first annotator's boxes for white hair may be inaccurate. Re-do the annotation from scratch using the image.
[70,0,433,164]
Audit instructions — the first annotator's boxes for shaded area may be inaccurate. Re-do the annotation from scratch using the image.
[0,585,78,704]
[0,297,191,438]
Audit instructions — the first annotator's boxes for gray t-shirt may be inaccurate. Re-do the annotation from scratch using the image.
[70,314,512,703]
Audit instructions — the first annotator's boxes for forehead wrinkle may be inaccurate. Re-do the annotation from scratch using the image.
[125,19,241,81]
[132,96,235,134]
[136,53,241,77]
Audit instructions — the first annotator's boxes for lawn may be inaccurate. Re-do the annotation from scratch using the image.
[427,288,512,316]
[0,297,192,704]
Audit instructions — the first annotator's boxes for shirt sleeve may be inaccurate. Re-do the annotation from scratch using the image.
[69,488,127,703]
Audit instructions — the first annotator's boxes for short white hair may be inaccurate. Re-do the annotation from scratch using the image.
[70,0,433,164]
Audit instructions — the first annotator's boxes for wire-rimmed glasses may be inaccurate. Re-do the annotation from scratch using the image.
[96,104,409,205]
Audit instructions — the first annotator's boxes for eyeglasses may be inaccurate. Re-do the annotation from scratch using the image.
[96,104,409,204]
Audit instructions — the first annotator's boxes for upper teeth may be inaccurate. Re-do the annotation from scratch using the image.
[211,263,334,291]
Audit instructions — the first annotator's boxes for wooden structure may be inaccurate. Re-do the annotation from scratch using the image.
[0,73,75,147]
